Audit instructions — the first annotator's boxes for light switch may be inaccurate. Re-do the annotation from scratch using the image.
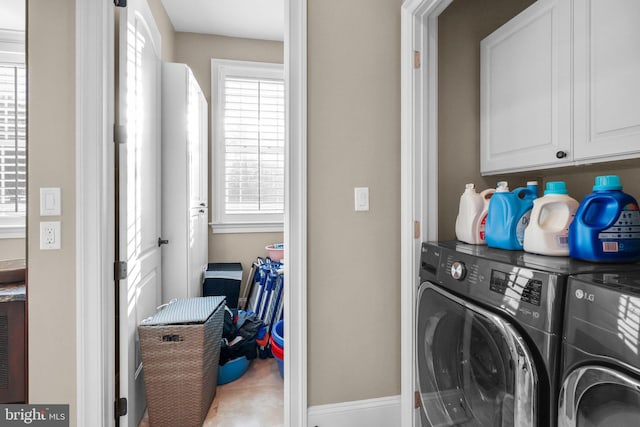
[354,187,369,211]
[40,187,61,216]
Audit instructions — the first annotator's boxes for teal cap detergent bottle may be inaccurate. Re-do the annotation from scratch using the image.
[485,181,538,250]
[568,175,640,262]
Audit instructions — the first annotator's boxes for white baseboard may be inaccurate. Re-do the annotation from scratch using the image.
[308,395,401,427]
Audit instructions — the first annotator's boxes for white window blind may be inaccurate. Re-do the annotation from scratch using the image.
[0,65,26,216]
[224,77,284,213]
[212,59,285,233]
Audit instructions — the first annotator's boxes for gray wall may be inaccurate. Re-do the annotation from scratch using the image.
[437,0,640,240]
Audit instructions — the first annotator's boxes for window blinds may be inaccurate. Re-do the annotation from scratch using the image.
[0,65,26,214]
[223,76,285,215]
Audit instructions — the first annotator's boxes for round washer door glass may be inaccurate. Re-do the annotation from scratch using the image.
[416,284,536,427]
[578,383,640,425]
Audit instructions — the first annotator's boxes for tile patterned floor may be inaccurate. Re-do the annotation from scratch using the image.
[139,358,284,427]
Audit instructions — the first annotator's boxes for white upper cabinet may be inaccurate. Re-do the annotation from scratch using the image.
[573,0,640,161]
[481,0,640,175]
[481,0,571,175]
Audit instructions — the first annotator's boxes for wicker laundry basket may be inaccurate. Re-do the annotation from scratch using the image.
[138,296,225,427]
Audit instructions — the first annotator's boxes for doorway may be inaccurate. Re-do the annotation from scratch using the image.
[75,0,307,426]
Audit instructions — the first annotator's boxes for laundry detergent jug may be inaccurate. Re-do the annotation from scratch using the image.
[524,181,579,256]
[455,183,495,244]
[569,175,640,262]
[485,181,538,250]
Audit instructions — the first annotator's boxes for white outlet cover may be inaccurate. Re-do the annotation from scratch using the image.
[40,221,61,250]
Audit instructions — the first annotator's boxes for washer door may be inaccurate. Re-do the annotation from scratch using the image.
[559,366,640,427]
[416,283,537,427]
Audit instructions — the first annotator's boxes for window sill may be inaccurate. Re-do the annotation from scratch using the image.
[209,222,284,234]
[0,225,25,239]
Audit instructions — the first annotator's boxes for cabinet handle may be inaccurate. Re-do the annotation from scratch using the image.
[199,209,205,214]
[556,151,568,159]
[158,237,169,247]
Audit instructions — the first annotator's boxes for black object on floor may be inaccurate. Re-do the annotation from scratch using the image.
[204,262,242,308]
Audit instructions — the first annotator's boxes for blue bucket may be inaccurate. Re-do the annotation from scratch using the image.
[217,356,250,385]
[272,319,284,348]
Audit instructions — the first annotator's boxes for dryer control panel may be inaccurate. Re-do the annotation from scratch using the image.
[419,241,564,334]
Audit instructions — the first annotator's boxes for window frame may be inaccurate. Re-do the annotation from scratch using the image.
[0,29,26,239]
[210,58,285,234]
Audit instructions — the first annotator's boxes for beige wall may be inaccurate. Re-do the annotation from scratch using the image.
[438,0,536,239]
[307,0,401,405]
[147,0,175,61]
[27,0,77,422]
[0,239,25,260]
[173,33,284,283]
[438,0,640,239]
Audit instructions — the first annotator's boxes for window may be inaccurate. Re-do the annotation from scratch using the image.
[0,30,26,238]
[211,59,285,233]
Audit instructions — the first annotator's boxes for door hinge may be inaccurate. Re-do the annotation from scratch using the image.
[114,397,128,418]
[115,261,128,280]
[114,0,127,7]
[414,50,421,69]
[414,390,421,409]
[414,221,421,239]
[114,124,127,144]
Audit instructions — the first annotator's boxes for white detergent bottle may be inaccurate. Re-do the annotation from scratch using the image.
[455,183,495,244]
[523,181,579,256]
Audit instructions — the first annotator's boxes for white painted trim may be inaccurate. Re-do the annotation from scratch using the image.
[209,222,284,234]
[284,0,307,426]
[400,0,450,426]
[75,0,114,426]
[308,395,401,427]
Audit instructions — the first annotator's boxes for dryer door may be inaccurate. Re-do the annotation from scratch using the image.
[416,283,537,427]
[559,365,640,427]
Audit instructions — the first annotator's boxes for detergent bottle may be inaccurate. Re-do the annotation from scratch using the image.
[455,183,496,244]
[569,175,640,262]
[485,181,538,250]
[524,181,579,256]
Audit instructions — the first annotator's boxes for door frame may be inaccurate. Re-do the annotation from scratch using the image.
[400,0,451,425]
[75,0,308,425]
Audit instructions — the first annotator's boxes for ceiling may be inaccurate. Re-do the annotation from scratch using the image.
[0,0,25,31]
[160,0,284,42]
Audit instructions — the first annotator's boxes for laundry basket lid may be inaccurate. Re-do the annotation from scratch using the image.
[141,296,225,326]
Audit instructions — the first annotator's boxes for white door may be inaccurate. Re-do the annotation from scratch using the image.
[118,0,162,425]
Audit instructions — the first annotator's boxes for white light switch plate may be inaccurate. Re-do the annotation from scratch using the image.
[40,187,61,216]
[354,187,369,211]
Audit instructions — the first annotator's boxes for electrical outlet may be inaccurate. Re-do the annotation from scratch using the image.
[40,221,61,250]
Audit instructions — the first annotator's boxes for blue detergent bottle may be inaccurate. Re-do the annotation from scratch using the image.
[569,175,640,262]
[485,181,538,250]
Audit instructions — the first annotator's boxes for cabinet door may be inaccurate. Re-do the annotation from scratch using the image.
[188,208,208,298]
[481,0,571,175]
[187,70,203,208]
[573,0,640,161]
[0,301,25,403]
